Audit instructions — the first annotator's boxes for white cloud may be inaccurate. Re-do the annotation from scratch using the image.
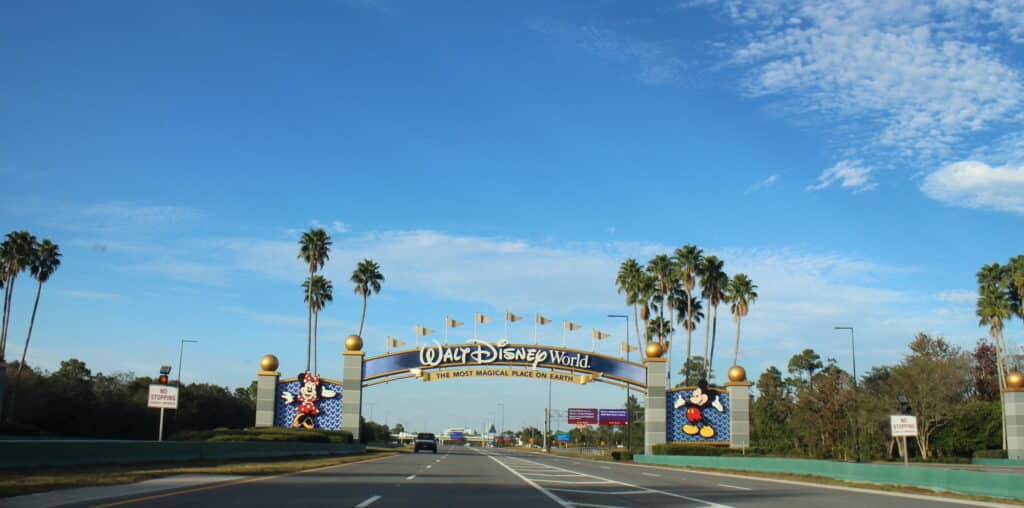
[701,1,1024,158]
[921,160,1024,213]
[935,290,975,304]
[808,160,876,192]
[331,221,351,234]
[530,20,688,86]
[56,290,123,301]
[746,174,779,193]
[6,200,197,234]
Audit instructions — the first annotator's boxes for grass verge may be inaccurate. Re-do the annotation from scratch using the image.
[0,452,394,499]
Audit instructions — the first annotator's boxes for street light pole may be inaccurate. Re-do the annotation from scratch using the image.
[177,339,199,387]
[835,326,861,463]
[498,403,505,437]
[609,314,630,452]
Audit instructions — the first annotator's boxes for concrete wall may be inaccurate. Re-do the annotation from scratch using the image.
[0,440,366,469]
[635,454,1023,500]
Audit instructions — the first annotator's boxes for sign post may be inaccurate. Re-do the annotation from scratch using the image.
[890,415,918,466]
[148,384,179,441]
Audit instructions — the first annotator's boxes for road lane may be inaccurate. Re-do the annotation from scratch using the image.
[488,449,1014,508]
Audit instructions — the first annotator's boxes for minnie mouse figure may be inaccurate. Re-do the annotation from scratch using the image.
[674,379,724,438]
[281,371,337,429]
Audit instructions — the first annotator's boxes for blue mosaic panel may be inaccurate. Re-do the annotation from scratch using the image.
[274,380,343,430]
[666,389,731,443]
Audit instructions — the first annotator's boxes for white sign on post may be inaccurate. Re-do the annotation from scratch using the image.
[148,385,179,409]
[890,415,918,436]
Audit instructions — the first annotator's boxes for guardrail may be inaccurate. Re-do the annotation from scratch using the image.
[550,447,609,456]
[636,454,1023,500]
[0,440,366,469]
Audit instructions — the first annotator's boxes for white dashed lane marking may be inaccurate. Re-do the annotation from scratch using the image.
[355,495,381,507]
[405,474,416,480]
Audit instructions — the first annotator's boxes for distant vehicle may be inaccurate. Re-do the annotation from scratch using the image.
[414,432,437,453]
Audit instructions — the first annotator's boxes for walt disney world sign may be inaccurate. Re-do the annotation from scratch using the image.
[362,339,647,388]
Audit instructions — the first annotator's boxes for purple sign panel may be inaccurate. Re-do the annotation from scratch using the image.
[598,409,628,426]
[567,408,598,425]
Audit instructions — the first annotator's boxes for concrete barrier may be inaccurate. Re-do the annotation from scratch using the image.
[0,440,366,469]
[972,457,1024,467]
[636,454,1023,500]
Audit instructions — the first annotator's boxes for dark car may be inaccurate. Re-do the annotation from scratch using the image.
[414,432,437,453]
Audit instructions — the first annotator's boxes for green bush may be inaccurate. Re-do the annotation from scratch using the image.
[170,427,353,444]
[652,443,763,456]
[611,451,634,461]
[0,421,47,436]
[973,449,1008,459]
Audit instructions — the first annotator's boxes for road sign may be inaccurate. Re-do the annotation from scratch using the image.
[556,431,570,443]
[598,409,628,426]
[567,408,598,425]
[148,385,179,409]
[890,415,918,437]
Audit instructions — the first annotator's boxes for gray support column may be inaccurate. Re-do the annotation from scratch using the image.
[0,362,7,422]
[1007,387,1024,460]
[644,358,667,455]
[254,369,279,428]
[341,351,364,441]
[726,381,752,449]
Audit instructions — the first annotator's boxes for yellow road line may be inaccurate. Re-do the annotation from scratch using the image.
[92,454,397,508]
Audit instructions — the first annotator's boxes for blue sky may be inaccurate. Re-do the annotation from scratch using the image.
[3,0,1024,434]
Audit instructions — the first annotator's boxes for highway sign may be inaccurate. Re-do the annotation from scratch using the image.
[567,408,598,424]
[598,409,628,426]
[556,431,570,443]
[890,415,918,436]
[147,385,179,409]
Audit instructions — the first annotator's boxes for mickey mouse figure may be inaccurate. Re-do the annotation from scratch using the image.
[281,371,337,429]
[674,379,724,438]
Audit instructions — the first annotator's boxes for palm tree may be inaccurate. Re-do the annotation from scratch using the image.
[637,272,655,344]
[977,265,1011,390]
[673,245,703,371]
[1,231,37,362]
[647,255,675,346]
[727,273,758,366]
[616,259,645,347]
[12,239,61,401]
[303,275,333,374]
[675,291,703,347]
[298,228,332,371]
[646,316,674,342]
[351,259,384,337]
[699,255,727,378]
[1009,255,1024,325]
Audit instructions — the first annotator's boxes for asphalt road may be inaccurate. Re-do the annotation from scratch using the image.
[18,446,1014,508]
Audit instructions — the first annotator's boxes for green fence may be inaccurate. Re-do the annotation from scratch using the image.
[636,454,1023,500]
[0,440,366,469]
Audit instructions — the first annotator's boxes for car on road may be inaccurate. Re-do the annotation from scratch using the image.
[414,432,437,453]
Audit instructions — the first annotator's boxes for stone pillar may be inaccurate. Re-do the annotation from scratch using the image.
[1007,373,1024,460]
[254,354,280,428]
[726,381,752,449]
[341,334,365,441]
[644,356,667,455]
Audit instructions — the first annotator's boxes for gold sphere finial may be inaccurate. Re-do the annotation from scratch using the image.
[345,334,364,352]
[1008,371,1024,389]
[260,354,279,372]
[645,341,664,359]
[728,365,747,382]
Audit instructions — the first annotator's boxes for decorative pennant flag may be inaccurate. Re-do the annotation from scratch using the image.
[563,321,582,331]
[505,311,523,322]
[620,342,638,353]
[415,325,435,336]
[387,336,407,348]
[446,317,464,328]
[536,314,552,325]
[475,313,493,324]
[592,329,611,340]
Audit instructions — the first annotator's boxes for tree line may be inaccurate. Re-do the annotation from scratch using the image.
[616,245,757,384]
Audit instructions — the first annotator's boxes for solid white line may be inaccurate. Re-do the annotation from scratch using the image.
[570,503,629,508]
[641,472,660,477]
[355,495,381,508]
[405,474,416,480]
[718,484,752,491]
[547,488,650,495]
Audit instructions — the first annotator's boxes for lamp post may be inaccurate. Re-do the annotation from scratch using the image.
[835,326,861,463]
[498,403,505,438]
[609,314,630,452]
[176,339,199,387]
